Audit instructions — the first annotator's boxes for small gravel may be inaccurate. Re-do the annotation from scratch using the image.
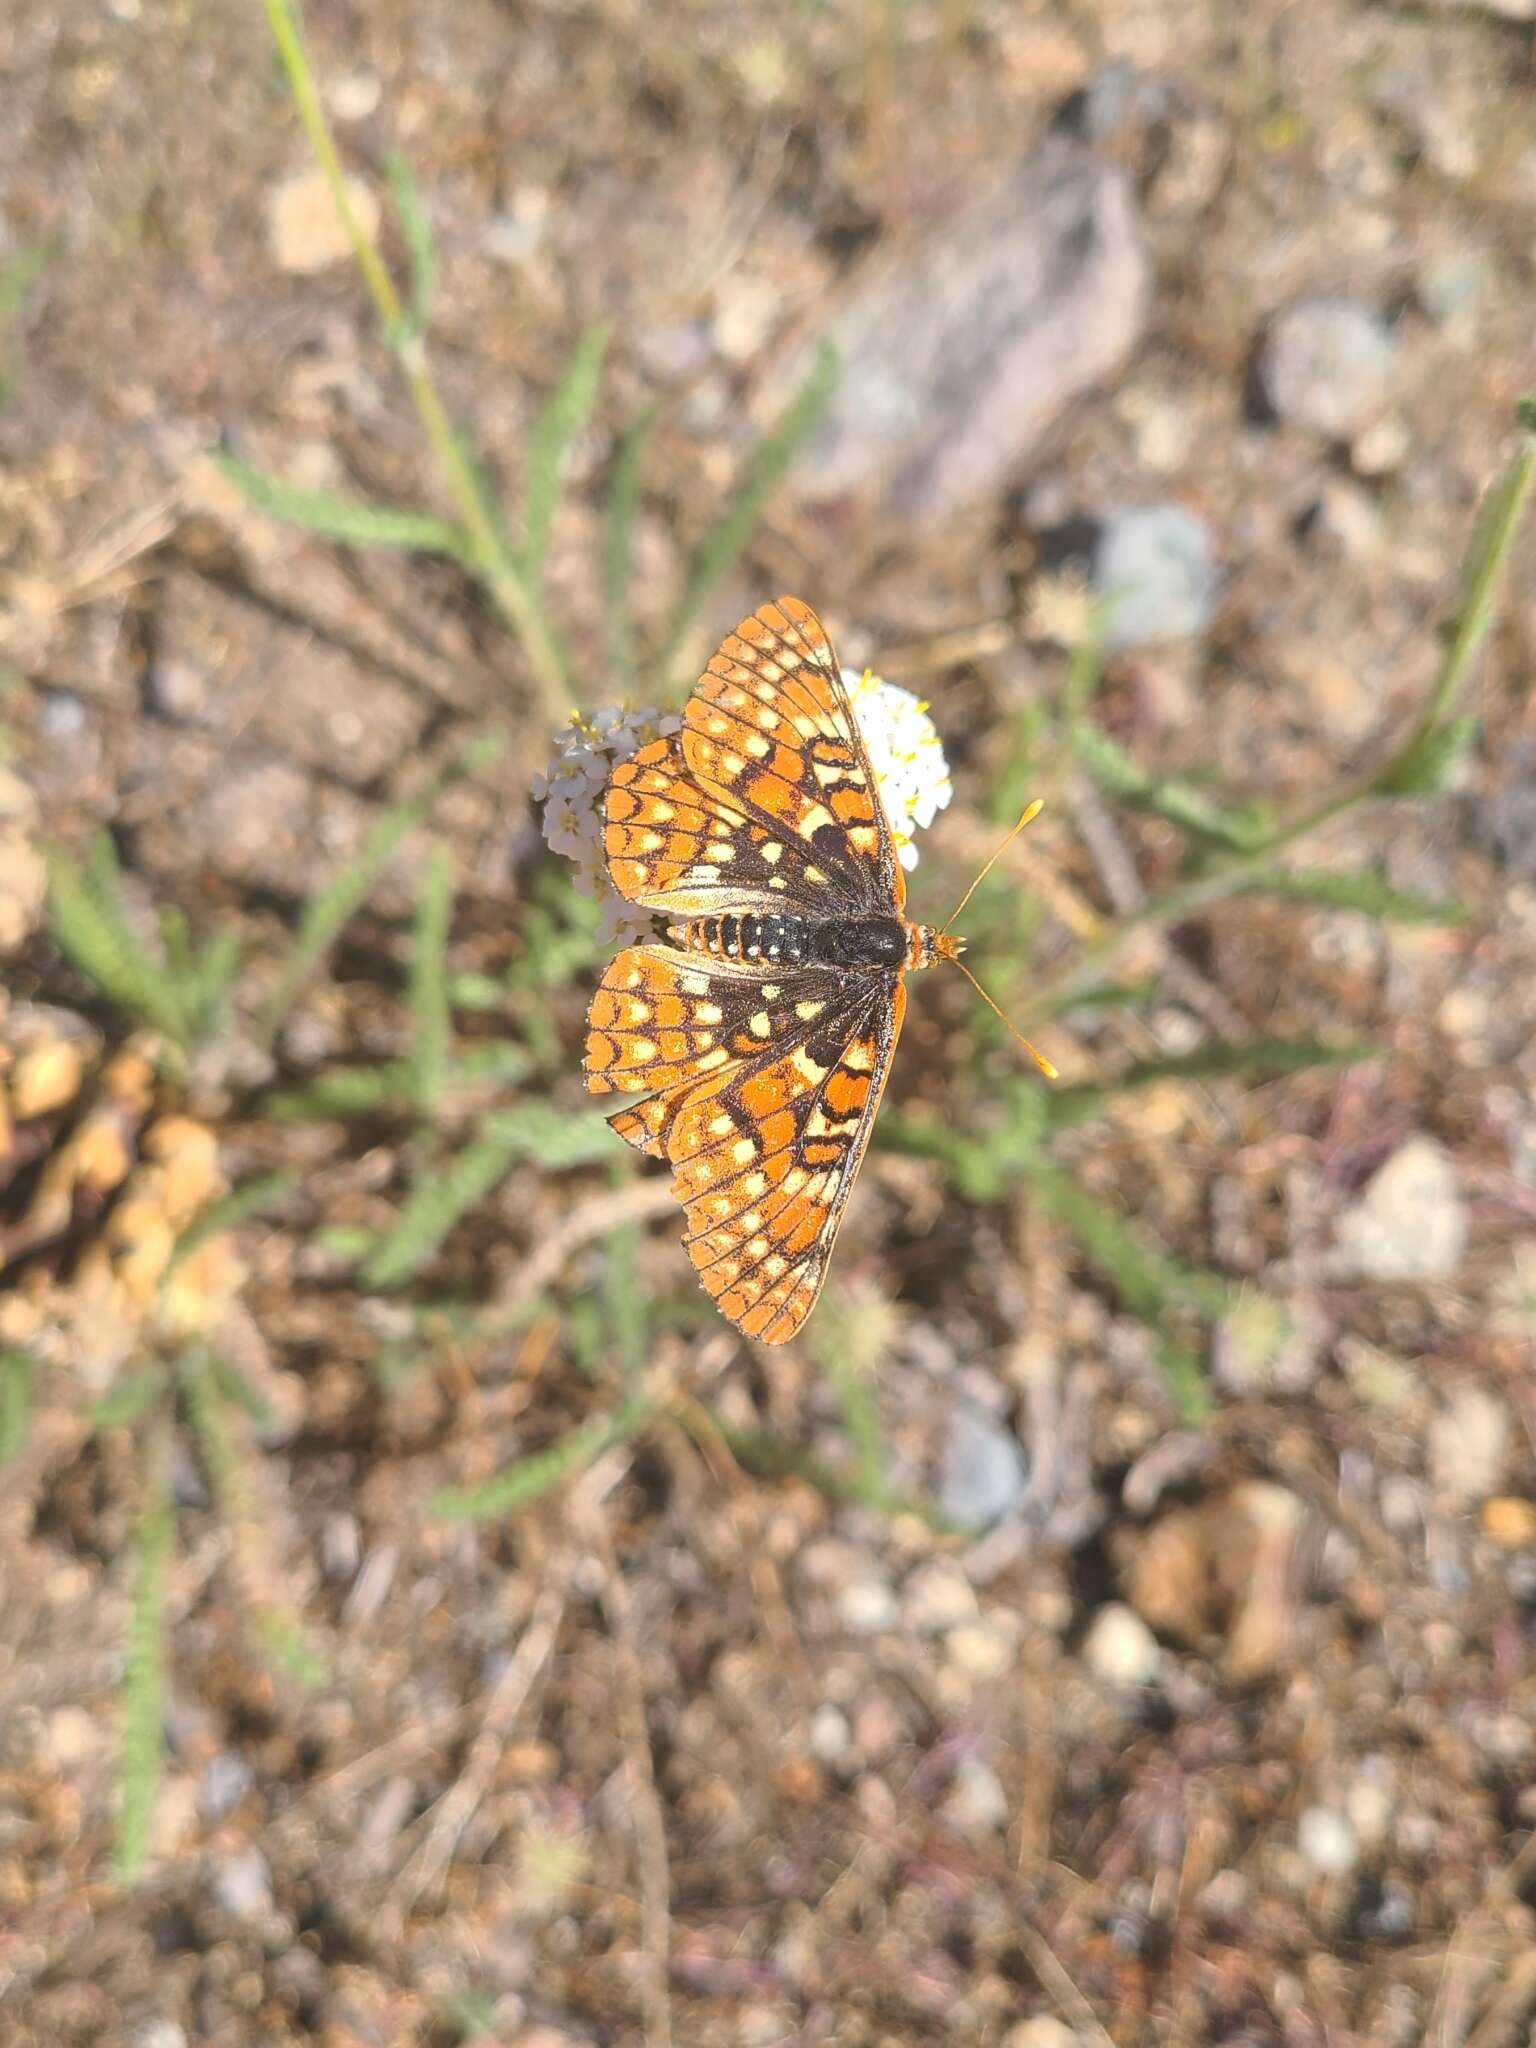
[1094,501,1217,648]
[1260,298,1398,439]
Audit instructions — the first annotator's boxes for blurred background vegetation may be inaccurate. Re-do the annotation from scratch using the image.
[2,2,1535,2043]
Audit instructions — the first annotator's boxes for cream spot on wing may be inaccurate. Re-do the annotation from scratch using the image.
[627,1038,658,1062]
[745,734,771,758]
[769,875,788,890]
[803,867,828,886]
[795,999,825,1021]
[743,1172,767,1198]
[844,1044,874,1072]
[748,1012,772,1038]
[698,1047,730,1069]
[708,1112,734,1136]
[697,1003,724,1024]
[792,716,818,738]
[764,1255,789,1279]
[760,842,782,864]
[849,825,879,854]
[792,1047,824,1084]
[704,842,733,862]
[649,800,675,822]
[732,1137,758,1165]
[761,984,782,1001]
[624,966,643,988]
[747,1235,770,1259]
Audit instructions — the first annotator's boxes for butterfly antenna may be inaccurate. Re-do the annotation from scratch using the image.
[943,954,1059,1079]
[941,798,1045,934]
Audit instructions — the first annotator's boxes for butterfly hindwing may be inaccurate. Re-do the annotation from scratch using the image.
[675,982,907,1344]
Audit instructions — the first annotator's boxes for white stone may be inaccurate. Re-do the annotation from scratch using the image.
[1327,1138,1467,1282]
[1297,1805,1357,1875]
[838,1577,898,1634]
[1428,1385,1510,1506]
[1082,1602,1160,1687]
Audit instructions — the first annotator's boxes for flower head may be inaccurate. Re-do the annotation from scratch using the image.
[534,663,952,914]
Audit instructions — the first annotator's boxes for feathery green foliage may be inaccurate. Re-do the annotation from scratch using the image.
[1246,868,1465,924]
[433,1391,651,1522]
[213,452,465,554]
[523,322,610,578]
[255,730,502,1046]
[116,1425,174,1883]
[602,399,662,688]
[0,1348,36,1464]
[385,148,439,335]
[48,835,198,1044]
[407,845,455,1114]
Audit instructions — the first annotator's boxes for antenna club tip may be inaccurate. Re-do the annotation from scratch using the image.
[1035,1054,1060,1081]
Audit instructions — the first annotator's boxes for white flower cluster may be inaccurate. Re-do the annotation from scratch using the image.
[533,667,953,921]
[841,667,954,871]
[531,704,682,942]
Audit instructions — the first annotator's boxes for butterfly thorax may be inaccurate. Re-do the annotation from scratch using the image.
[669,912,961,973]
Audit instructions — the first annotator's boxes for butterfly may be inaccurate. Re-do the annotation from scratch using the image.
[582,596,1051,1344]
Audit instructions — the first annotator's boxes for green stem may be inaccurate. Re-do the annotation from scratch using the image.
[261,0,571,723]
[1023,424,1536,1027]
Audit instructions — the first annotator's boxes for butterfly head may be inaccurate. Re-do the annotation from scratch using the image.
[904,923,965,970]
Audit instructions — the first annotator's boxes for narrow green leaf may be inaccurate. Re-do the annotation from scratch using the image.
[1074,724,1273,849]
[433,1395,650,1521]
[386,149,438,333]
[117,1425,173,1884]
[192,926,246,1026]
[408,845,454,1115]
[1061,975,1162,1014]
[1378,713,1479,797]
[267,1061,418,1121]
[0,1349,37,1464]
[213,451,466,555]
[255,731,503,1046]
[90,1364,171,1436]
[657,341,837,686]
[472,1100,624,1171]
[361,1116,528,1291]
[170,1172,298,1269]
[1047,1035,1375,1127]
[47,837,191,1044]
[601,399,662,688]
[1247,867,1465,924]
[522,322,611,579]
[1023,1160,1230,1323]
[1440,427,1536,712]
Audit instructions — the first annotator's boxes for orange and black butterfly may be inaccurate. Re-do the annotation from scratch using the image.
[583,596,1051,1344]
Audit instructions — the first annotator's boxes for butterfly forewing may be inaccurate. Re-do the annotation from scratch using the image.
[583,595,913,1344]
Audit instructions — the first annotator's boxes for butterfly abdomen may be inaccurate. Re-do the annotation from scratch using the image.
[672,912,814,965]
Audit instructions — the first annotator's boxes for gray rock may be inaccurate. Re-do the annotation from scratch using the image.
[198,1751,254,1821]
[1327,1137,1467,1282]
[939,1403,1028,1526]
[212,1845,274,1922]
[1260,299,1399,440]
[943,1754,1010,1835]
[1094,502,1217,649]
[783,138,1149,530]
